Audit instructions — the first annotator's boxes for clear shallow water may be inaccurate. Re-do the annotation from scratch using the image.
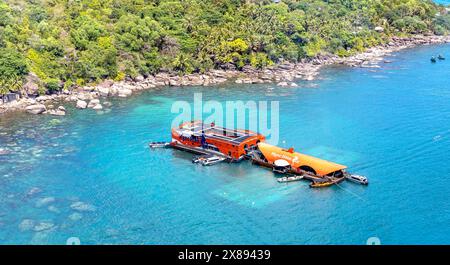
[1,44,450,244]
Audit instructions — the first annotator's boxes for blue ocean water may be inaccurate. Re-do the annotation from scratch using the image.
[1,44,450,245]
[435,0,450,5]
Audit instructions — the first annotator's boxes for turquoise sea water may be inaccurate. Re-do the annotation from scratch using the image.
[1,44,450,244]
[435,0,450,5]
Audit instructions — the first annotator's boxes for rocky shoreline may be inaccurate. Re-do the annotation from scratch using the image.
[2,34,450,116]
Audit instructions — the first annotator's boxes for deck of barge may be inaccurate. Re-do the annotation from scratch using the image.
[170,142,229,158]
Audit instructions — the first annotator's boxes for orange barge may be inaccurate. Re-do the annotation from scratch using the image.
[171,121,265,161]
[163,121,363,187]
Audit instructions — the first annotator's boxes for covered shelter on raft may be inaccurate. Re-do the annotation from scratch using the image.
[254,142,347,179]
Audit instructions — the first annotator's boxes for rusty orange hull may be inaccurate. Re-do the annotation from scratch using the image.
[171,121,265,160]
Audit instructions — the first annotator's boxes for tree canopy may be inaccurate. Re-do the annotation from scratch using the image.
[0,0,449,94]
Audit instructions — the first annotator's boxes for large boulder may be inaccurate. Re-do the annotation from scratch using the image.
[98,80,114,88]
[23,73,41,96]
[0,148,11,155]
[118,88,132,97]
[47,105,66,116]
[169,79,180,86]
[51,110,65,116]
[87,99,100,108]
[134,75,145,82]
[97,86,110,97]
[277,81,289,87]
[25,104,46,115]
[187,75,203,86]
[35,96,50,103]
[92,104,103,110]
[76,100,87,109]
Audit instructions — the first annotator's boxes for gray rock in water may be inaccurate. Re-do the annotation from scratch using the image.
[26,187,42,197]
[47,205,60,213]
[0,148,10,155]
[47,109,66,116]
[105,228,120,237]
[118,88,132,97]
[35,197,56,208]
[33,222,55,232]
[69,212,83,221]
[19,219,35,231]
[92,104,103,110]
[76,100,87,109]
[25,104,46,115]
[87,99,100,108]
[70,201,96,212]
[97,86,110,97]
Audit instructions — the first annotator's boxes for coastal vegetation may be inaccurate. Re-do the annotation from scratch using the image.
[0,0,449,96]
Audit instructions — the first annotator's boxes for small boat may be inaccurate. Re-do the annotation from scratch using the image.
[192,156,202,163]
[345,174,369,185]
[149,142,170,148]
[200,155,225,166]
[277,175,303,183]
[438,54,445,60]
[192,155,213,164]
[309,181,334,188]
[431,56,437,63]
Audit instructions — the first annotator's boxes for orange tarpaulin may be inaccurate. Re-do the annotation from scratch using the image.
[257,143,347,176]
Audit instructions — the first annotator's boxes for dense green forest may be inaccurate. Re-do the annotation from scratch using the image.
[1,0,450,95]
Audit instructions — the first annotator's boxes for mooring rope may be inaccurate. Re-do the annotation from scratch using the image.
[334,181,367,202]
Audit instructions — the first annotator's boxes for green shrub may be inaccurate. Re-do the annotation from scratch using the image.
[46,78,61,92]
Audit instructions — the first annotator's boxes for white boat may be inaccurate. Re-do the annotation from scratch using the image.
[200,155,226,166]
[192,155,214,164]
[277,175,303,183]
[149,142,170,148]
[345,174,368,185]
[192,156,202,163]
